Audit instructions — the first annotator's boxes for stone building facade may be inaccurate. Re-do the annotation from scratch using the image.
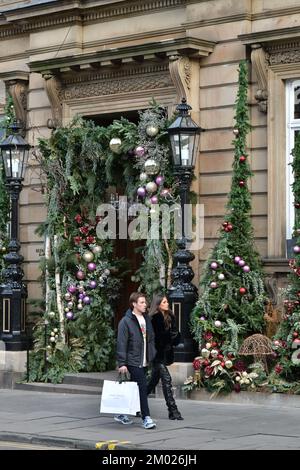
[0,0,299,312]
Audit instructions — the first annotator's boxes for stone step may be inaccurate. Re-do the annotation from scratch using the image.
[63,371,117,386]
[14,382,102,395]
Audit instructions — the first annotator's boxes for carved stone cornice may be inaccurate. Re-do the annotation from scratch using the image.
[43,73,63,129]
[168,55,191,103]
[251,44,268,113]
[61,63,170,86]
[0,71,29,130]
[29,37,215,74]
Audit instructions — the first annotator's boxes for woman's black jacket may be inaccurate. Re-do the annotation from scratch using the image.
[151,311,181,366]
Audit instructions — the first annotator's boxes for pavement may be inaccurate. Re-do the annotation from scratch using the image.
[1,389,300,450]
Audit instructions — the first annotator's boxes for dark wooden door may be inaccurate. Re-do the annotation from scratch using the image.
[114,238,144,329]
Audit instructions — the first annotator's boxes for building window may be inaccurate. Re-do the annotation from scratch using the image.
[286,80,300,256]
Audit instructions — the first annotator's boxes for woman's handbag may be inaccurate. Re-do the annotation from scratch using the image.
[100,375,140,415]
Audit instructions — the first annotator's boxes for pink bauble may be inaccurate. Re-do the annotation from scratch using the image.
[243,265,250,273]
[76,271,85,280]
[83,296,91,304]
[238,260,245,267]
[210,282,218,289]
[294,245,300,253]
[89,280,97,289]
[137,187,146,197]
[66,311,73,320]
[161,189,170,197]
[87,262,96,271]
[210,262,218,270]
[234,256,241,264]
[150,195,158,204]
[135,146,145,157]
[68,285,77,294]
[155,176,164,186]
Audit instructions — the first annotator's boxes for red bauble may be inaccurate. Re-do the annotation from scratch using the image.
[293,332,298,338]
[217,354,223,360]
[239,156,246,163]
[239,287,247,295]
[222,221,228,227]
[212,341,217,347]
[239,180,245,187]
[295,203,300,209]
[221,362,225,367]
[203,359,210,366]
[227,223,233,231]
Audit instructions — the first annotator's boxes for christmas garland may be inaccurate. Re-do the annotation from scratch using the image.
[28,102,178,382]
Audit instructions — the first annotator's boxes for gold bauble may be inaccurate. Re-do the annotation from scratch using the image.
[83,251,94,262]
[109,137,122,154]
[144,159,160,176]
[146,125,159,137]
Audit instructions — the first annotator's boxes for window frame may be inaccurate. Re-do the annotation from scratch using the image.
[286,79,300,244]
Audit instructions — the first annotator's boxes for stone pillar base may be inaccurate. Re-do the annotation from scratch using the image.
[0,350,27,388]
[0,350,27,372]
[167,362,194,386]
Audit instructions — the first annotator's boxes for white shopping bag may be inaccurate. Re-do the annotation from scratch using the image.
[100,380,140,415]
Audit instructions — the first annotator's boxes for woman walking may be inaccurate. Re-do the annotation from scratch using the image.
[147,293,183,420]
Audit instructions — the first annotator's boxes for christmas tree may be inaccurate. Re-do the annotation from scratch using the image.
[272,132,300,382]
[190,61,267,393]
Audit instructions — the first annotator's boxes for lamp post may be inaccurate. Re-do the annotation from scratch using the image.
[0,121,30,351]
[167,98,203,362]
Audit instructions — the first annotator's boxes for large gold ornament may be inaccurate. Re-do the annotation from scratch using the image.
[146,125,159,137]
[144,159,160,175]
[83,251,94,262]
[109,137,122,154]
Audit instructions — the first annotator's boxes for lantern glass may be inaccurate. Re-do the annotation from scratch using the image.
[168,100,202,168]
[0,123,30,180]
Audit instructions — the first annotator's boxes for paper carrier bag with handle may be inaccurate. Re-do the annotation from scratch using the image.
[100,374,140,415]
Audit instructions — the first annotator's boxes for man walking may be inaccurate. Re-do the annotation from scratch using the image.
[115,292,157,429]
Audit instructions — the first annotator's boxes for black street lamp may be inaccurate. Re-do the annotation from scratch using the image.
[0,121,30,351]
[167,98,203,362]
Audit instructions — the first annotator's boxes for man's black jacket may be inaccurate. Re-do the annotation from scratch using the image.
[117,309,156,368]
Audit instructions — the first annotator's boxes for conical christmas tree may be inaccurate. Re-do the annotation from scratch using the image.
[190,61,267,392]
[272,132,300,381]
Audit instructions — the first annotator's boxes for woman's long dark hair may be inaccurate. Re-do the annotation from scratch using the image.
[149,293,173,328]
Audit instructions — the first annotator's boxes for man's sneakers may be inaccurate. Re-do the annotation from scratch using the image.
[114,414,133,425]
[114,414,156,429]
[142,416,156,429]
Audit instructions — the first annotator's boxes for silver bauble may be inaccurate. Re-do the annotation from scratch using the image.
[145,181,157,194]
[83,251,94,262]
[48,311,56,318]
[140,172,148,182]
[92,245,102,254]
[144,159,160,175]
[64,293,71,301]
[146,125,159,137]
[109,137,122,154]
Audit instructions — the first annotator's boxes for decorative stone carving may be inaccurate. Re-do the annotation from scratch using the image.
[43,73,63,128]
[268,49,300,65]
[251,44,268,114]
[61,72,172,100]
[168,55,191,103]
[6,79,28,129]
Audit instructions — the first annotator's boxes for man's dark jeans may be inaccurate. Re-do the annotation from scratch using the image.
[127,365,149,420]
